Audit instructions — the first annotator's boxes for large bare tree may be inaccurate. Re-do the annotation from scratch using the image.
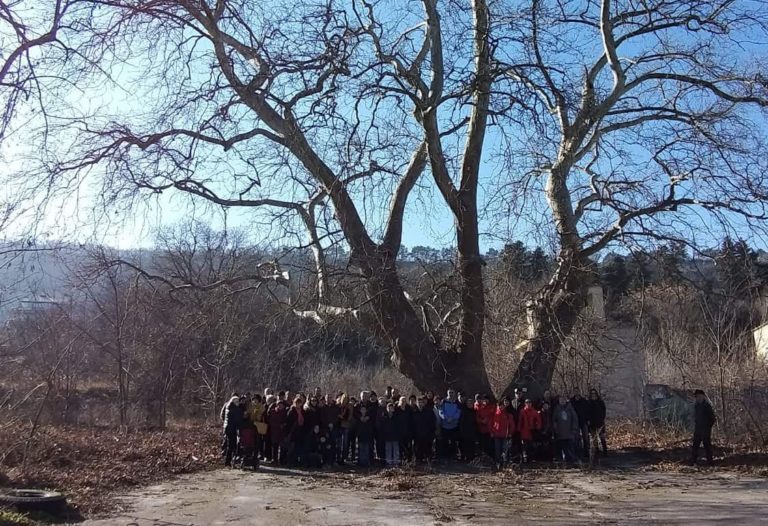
[7,0,768,395]
[494,0,768,394]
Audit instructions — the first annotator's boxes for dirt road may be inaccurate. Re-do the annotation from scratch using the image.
[80,461,768,525]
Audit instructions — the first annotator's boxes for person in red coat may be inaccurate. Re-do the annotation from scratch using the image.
[490,397,516,471]
[266,400,288,465]
[474,395,496,457]
[518,399,542,462]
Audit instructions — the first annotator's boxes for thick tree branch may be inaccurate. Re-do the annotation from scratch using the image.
[382,141,428,252]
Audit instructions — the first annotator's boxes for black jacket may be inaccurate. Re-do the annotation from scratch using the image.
[570,396,588,426]
[356,413,375,441]
[585,398,607,431]
[320,404,341,430]
[694,401,716,434]
[412,407,436,439]
[538,408,554,438]
[303,405,321,430]
[286,407,307,440]
[379,411,401,442]
[307,429,333,455]
[508,397,525,422]
[458,406,478,440]
[222,401,245,430]
[306,429,322,453]
[363,401,380,432]
[394,406,412,440]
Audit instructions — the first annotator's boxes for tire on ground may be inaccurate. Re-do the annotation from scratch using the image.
[0,489,67,513]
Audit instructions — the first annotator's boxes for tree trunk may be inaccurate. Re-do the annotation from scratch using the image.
[359,249,492,395]
[505,252,590,398]
[455,195,491,393]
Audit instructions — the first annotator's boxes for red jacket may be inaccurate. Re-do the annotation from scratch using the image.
[518,405,542,440]
[490,407,515,439]
[474,402,495,434]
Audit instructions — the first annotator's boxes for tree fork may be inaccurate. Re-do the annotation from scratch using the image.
[359,249,492,395]
[504,254,591,398]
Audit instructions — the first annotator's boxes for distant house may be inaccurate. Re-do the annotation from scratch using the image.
[753,321,768,360]
[12,297,62,318]
[751,283,768,361]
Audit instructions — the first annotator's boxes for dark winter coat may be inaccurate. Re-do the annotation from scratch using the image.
[356,413,375,442]
[303,405,322,430]
[222,400,245,431]
[286,406,307,441]
[364,401,380,432]
[394,406,412,440]
[553,403,580,440]
[320,403,341,430]
[570,396,588,427]
[339,403,355,429]
[508,396,525,422]
[379,411,401,442]
[458,406,478,440]
[375,404,388,435]
[411,407,436,439]
[694,400,716,434]
[585,398,607,432]
[266,405,287,444]
[307,428,333,456]
[537,408,554,439]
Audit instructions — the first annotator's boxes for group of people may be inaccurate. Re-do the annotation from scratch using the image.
[220,385,609,471]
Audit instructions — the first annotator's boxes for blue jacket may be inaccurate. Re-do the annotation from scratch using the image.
[439,400,461,430]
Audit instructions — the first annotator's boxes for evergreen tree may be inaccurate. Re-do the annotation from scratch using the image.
[654,241,687,284]
[627,252,653,289]
[717,237,756,294]
[411,245,440,263]
[600,255,631,299]
[528,247,550,281]
[501,241,529,279]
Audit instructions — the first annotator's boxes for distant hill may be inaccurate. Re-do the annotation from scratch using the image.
[0,242,89,321]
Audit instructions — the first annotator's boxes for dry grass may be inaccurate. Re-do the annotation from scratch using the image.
[605,419,768,477]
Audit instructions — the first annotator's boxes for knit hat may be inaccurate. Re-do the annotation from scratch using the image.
[694,389,705,396]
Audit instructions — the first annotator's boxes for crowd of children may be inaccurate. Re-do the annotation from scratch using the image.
[220,385,608,471]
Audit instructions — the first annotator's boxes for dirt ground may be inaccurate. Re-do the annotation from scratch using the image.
[79,453,768,526]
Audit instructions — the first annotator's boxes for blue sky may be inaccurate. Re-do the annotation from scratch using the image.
[2,0,768,258]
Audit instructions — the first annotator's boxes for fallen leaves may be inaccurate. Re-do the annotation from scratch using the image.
[0,424,220,516]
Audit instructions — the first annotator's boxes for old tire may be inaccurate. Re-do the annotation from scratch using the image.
[0,489,66,513]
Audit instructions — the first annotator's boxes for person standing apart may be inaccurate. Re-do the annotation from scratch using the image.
[690,389,716,466]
